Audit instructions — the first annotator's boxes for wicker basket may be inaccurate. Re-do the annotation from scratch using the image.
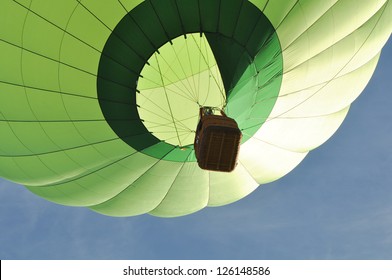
[194,109,242,172]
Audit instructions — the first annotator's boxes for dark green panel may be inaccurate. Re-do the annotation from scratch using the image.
[233,1,262,44]
[199,0,220,32]
[102,34,145,75]
[131,1,168,48]
[98,55,137,89]
[206,34,250,92]
[176,0,200,32]
[96,78,134,104]
[218,0,244,37]
[150,0,184,39]
[113,15,156,59]
[245,17,275,55]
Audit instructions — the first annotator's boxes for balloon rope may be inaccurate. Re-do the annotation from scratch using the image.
[189,35,227,109]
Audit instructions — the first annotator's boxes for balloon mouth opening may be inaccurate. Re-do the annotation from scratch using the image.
[136,32,226,147]
[97,0,283,162]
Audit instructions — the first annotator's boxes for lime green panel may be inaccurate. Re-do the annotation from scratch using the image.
[240,138,308,184]
[8,122,60,153]
[208,163,258,207]
[1,137,136,184]
[263,0,299,28]
[36,122,90,150]
[138,35,219,90]
[58,64,97,98]
[0,157,30,180]
[60,33,102,75]
[144,0,183,39]
[149,162,209,217]
[27,152,158,205]
[21,51,60,90]
[62,140,136,168]
[77,0,130,31]
[29,0,78,29]
[4,156,60,185]
[0,121,32,156]
[26,88,71,121]
[61,96,102,120]
[282,0,387,73]
[0,0,29,45]
[65,4,111,52]
[0,83,36,121]
[0,41,23,85]
[89,160,184,216]
[22,10,64,60]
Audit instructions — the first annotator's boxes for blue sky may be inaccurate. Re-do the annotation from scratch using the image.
[0,38,391,260]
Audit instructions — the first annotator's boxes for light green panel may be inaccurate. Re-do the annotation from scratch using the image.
[283,0,387,72]
[13,1,32,10]
[3,139,135,185]
[329,0,386,36]
[275,0,338,49]
[37,151,89,182]
[258,107,350,153]
[208,163,258,206]
[262,0,299,28]
[283,5,389,95]
[0,157,29,180]
[23,11,65,60]
[0,122,32,155]
[61,95,103,120]
[0,84,36,121]
[8,122,60,153]
[0,0,29,45]
[283,55,380,117]
[28,152,159,205]
[83,138,135,158]
[139,34,217,90]
[21,51,60,90]
[26,88,73,121]
[29,0,78,29]
[78,0,129,31]
[59,33,102,75]
[66,4,112,52]
[149,162,209,217]
[72,122,121,144]
[58,64,97,98]
[62,140,134,168]
[90,160,184,216]
[5,155,60,185]
[0,41,23,85]
[341,1,391,75]
[37,122,90,150]
[240,138,308,184]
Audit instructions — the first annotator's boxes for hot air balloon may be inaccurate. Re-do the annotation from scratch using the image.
[0,0,391,217]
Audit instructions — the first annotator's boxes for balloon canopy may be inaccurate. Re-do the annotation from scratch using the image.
[0,0,391,217]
